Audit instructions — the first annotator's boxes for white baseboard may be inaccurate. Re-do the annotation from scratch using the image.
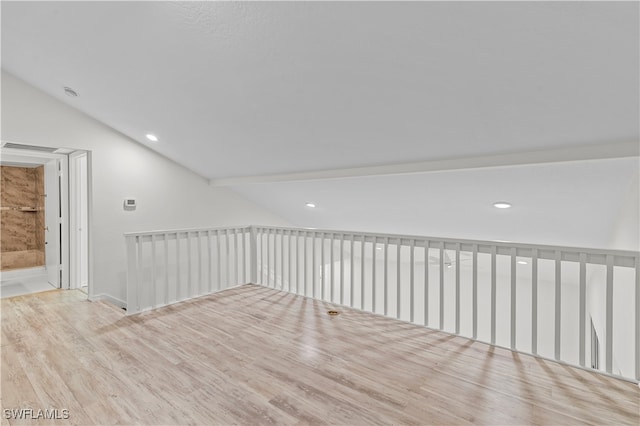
[90,293,126,309]
[0,267,47,283]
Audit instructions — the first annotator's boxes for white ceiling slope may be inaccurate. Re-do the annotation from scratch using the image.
[231,158,639,249]
[2,2,638,250]
[2,1,638,180]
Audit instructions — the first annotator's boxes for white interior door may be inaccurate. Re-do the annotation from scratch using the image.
[69,151,89,289]
[44,159,60,287]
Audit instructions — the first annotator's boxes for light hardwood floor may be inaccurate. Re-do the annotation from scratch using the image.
[1,285,638,425]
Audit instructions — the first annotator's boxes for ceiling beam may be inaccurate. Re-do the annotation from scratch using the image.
[210,141,639,186]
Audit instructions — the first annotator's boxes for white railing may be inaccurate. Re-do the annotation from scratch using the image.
[125,226,253,314]
[253,226,639,382]
[126,225,639,382]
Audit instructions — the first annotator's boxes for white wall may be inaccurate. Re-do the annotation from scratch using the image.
[1,71,289,303]
[609,168,640,251]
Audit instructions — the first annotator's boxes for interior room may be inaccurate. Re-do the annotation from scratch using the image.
[1,1,638,425]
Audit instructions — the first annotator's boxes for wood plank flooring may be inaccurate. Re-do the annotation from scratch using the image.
[1,285,638,425]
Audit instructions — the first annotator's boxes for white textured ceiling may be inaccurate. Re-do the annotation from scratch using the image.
[2,1,638,249]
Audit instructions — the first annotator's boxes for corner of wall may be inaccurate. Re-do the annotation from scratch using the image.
[608,167,639,251]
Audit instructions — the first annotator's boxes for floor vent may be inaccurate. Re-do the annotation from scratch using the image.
[3,143,58,153]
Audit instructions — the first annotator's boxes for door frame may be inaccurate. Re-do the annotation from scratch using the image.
[0,144,88,292]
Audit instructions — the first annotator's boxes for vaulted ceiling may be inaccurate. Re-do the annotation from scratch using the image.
[2,1,638,248]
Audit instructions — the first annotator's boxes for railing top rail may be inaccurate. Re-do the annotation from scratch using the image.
[253,225,640,260]
[124,225,252,238]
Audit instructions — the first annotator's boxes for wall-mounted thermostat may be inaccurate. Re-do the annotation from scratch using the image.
[124,198,136,210]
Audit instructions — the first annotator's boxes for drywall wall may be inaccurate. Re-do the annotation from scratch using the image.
[1,71,289,303]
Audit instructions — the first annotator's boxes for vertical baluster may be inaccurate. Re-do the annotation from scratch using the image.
[187,231,193,297]
[397,238,401,320]
[176,233,182,300]
[320,233,325,300]
[330,233,334,302]
[510,247,516,349]
[410,239,415,323]
[274,229,279,289]
[269,229,274,288]
[340,236,345,305]
[262,229,266,286]
[163,234,169,304]
[235,228,240,286]
[301,230,305,295]
[303,231,308,296]
[207,229,213,293]
[361,235,365,310]
[238,229,244,285]
[605,254,614,374]
[273,229,278,289]
[579,252,586,367]
[293,231,298,294]
[216,230,221,291]
[372,236,377,312]
[531,248,538,354]
[295,231,300,294]
[350,234,355,308]
[176,232,182,300]
[257,229,262,285]
[273,228,278,289]
[197,231,203,294]
[136,235,144,310]
[455,243,460,334]
[439,242,445,330]
[490,245,497,344]
[242,229,247,285]
[280,229,284,289]
[312,232,317,298]
[425,240,430,327]
[267,229,272,288]
[554,250,562,361]
[472,244,478,339]
[384,238,389,316]
[226,229,232,289]
[151,234,157,307]
[635,255,640,381]
[263,229,268,287]
[288,230,293,292]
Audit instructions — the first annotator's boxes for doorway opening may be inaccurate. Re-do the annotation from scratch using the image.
[0,142,91,298]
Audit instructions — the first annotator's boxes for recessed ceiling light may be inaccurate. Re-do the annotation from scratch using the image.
[305,203,316,208]
[493,201,512,209]
[146,134,158,142]
[517,260,528,265]
[63,86,78,97]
